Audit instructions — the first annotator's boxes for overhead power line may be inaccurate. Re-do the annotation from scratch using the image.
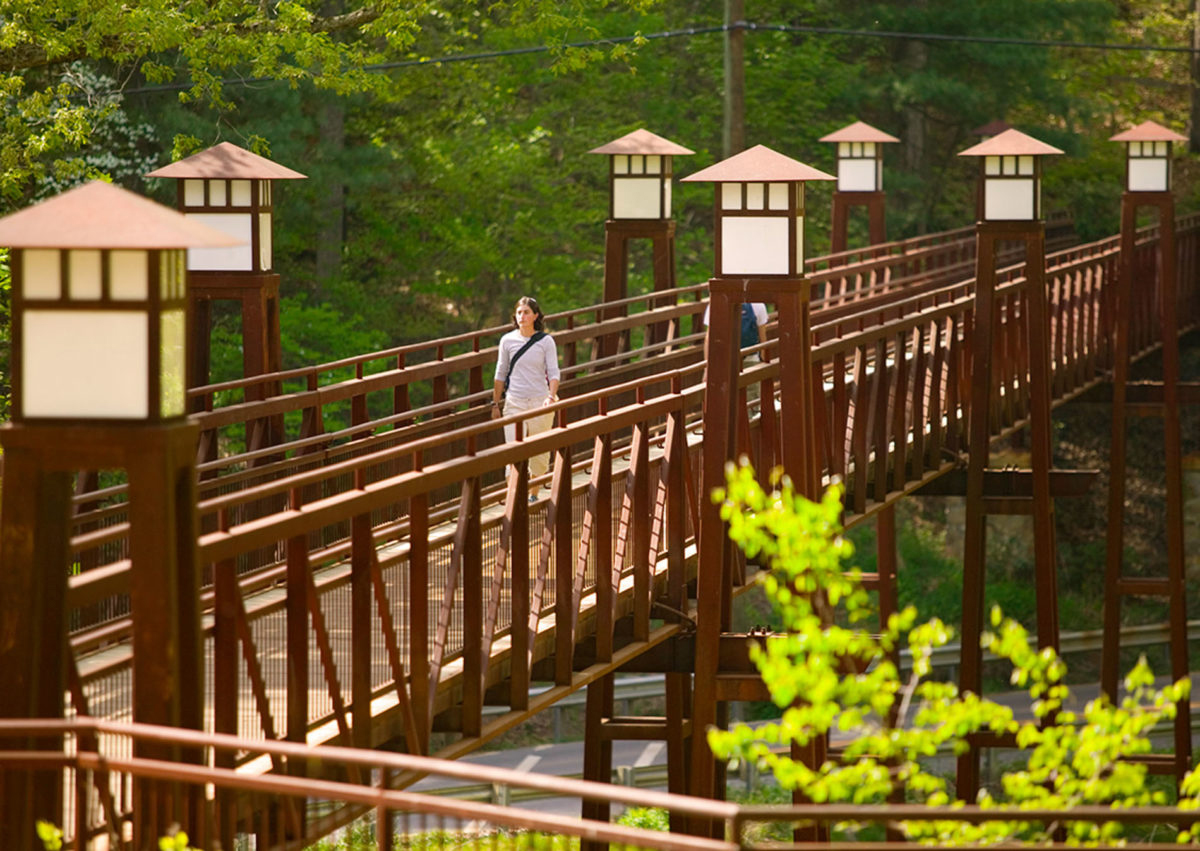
[123,20,1195,97]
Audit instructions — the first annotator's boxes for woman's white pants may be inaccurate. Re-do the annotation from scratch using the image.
[502,396,555,482]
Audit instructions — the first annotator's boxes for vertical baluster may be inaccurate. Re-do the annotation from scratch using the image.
[552,428,575,685]
[460,476,483,737]
[409,467,430,751]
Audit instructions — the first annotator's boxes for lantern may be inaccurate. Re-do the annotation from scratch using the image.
[0,181,240,422]
[146,141,305,273]
[958,128,1063,222]
[682,144,834,276]
[819,121,899,193]
[588,129,694,220]
[1110,120,1186,193]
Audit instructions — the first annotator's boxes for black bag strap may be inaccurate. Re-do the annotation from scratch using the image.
[502,331,547,396]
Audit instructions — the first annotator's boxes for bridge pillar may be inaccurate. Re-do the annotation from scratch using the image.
[957,220,1061,797]
[682,144,833,838]
[1101,189,1191,783]
[588,131,694,362]
[0,421,204,847]
[599,219,679,359]
[830,191,887,256]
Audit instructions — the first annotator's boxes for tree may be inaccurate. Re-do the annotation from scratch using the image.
[708,461,1194,843]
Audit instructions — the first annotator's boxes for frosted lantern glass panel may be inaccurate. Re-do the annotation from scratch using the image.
[184,179,205,206]
[838,142,849,156]
[187,213,252,271]
[721,184,742,210]
[231,180,252,206]
[663,181,672,218]
[646,155,661,174]
[768,184,789,210]
[984,179,1035,220]
[721,216,789,275]
[109,251,148,301]
[210,181,226,206]
[259,212,272,269]
[22,310,148,419]
[1128,159,1168,192]
[796,216,805,269]
[23,250,60,299]
[160,308,185,418]
[613,178,662,219]
[69,250,102,300]
[745,183,764,210]
[613,155,629,175]
[985,156,1001,176]
[838,159,877,192]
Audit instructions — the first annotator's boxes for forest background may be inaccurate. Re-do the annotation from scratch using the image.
[0,0,1196,409]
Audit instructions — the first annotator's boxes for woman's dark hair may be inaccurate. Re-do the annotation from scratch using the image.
[513,296,545,332]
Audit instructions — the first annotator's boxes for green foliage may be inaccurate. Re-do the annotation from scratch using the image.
[158,828,199,851]
[616,806,670,832]
[709,460,1194,843]
[36,821,63,851]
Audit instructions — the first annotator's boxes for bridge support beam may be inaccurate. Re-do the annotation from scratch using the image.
[692,276,818,835]
[957,221,1061,799]
[830,190,887,257]
[1101,191,1191,783]
[0,421,202,848]
[599,220,677,361]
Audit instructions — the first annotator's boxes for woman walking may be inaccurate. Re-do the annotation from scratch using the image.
[491,296,561,496]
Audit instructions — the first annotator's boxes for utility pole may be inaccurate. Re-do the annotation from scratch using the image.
[723,0,745,158]
[1192,0,1200,153]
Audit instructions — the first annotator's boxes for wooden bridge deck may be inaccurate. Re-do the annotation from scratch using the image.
[61,215,1200,785]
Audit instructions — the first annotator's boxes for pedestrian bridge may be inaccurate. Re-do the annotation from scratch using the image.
[56,213,1199,839]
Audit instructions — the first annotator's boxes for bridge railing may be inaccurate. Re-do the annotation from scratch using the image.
[0,717,737,851]
[6,715,1200,851]
[65,215,1200,753]
[72,367,708,758]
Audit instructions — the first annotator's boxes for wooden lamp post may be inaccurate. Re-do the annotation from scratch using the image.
[0,181,240,847]
[146,143,305,430]
[681,144,834,832]
[588,129,693,352]
[955,128,1063,798]
[1101,120,1191,783]
[819,120,899,252]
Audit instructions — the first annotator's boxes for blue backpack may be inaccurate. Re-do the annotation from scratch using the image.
[740,303,759,348]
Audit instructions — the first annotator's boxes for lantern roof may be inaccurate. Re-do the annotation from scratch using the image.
[1110,120,1187,143]
[588,128,694,156]
[819,121,900,144]
[682,144,835,183]
[970,119,1012,138]
[146,141,307,180]
[958,128,1063,158]
[0,181,243,249]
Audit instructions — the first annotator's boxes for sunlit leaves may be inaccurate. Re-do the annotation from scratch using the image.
[708,458,1196,844]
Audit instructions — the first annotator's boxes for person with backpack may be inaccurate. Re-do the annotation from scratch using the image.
[703,301,769,362]
[492,296,561,498]
[703,300,770,412]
